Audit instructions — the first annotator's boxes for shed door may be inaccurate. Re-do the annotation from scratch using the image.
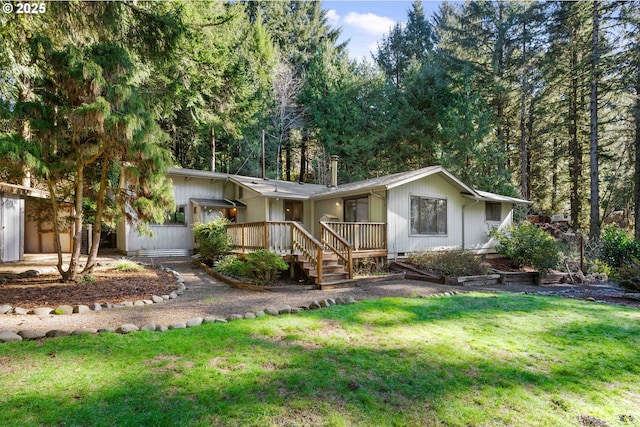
[1,197,21,261]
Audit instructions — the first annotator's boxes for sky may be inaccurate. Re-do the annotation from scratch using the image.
[322,0,444,61]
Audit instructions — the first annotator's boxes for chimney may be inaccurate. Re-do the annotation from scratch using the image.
[330,155,339,188]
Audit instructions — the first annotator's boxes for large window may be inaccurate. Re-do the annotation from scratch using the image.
[410,196,447,235]
[155,205,186,225]
[285,200,303,222]
[485,202,501,222]
[344,197,369,222]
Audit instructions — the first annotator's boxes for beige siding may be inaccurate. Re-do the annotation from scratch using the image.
[369,191,386,223]
[242,188,268,222]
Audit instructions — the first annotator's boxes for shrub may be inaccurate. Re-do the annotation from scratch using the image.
[600,226,640,268]
[213,251,288,286]
[490,221,564,274]
[241,250,289,286]
[407,250,489,277]
[616,256,640,291]
[213,254,245,279]
[193,217,230,263]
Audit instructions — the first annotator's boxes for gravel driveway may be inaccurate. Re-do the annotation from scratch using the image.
[0,257,630,334]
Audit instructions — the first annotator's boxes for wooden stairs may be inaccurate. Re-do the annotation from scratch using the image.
[296,251,353,287]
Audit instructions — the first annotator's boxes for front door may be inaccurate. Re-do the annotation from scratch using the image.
[1,196,21,261]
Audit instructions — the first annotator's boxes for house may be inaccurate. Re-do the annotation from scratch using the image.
[117,159,531,285]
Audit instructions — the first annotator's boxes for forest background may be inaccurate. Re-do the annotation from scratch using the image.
[1,0,639,272]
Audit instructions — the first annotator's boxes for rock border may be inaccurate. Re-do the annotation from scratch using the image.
[0,264,185,318]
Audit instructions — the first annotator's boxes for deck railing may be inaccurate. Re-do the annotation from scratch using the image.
[322,222,387,251]
[320,222,353,279]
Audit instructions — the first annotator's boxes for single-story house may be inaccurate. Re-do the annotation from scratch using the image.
[117,160,531,284]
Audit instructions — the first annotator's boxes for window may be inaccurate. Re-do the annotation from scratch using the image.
[166,205,186,225]
[410,196,447,235]
[344,197,369,222]
[285,200,303,222]
[485,202,501,222]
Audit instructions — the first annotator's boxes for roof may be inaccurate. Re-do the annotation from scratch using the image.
[0,182,49,199]
[167,166,532,204]
[312,166,477,200]
[190,198,246,208]
[230,175,327,200]
[473,190,533,205]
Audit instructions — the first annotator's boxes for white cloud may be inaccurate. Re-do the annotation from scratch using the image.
[343,12,396,37]
[326,9,340,27]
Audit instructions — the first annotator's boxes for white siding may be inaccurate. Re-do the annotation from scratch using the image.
[0,195,24,261]
[463,201,513,253]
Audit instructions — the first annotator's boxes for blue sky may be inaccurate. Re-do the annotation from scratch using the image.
[322,0,444,61]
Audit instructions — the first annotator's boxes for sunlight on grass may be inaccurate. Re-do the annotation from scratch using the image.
[1,293,640,426]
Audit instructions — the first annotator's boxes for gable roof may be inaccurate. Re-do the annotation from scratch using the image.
[167,166,532,205]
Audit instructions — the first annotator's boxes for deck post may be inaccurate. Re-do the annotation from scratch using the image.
[317,249,323,284]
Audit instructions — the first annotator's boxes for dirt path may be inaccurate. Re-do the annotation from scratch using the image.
[1,256,637,333]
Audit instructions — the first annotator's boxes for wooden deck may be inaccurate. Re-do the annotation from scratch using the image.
[226,221,387,285]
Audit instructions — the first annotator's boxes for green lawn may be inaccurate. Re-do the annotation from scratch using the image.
[1,293,639,427]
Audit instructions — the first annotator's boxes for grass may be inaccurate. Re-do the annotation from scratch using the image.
[1,293,640,426]
[111,258,143,272]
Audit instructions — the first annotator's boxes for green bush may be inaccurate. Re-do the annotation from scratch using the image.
[241,250,289,286]
[616,256,640,291]
[213,251,288,286]
[601,226,640,268]
[490,221,564,274]
[407,250,489,277]
[193,217,230,263]
[213,254,245,279]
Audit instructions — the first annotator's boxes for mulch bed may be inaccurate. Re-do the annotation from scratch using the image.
[0,268,177,309]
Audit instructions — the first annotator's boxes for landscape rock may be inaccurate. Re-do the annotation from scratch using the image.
[168,292,178,299]
[46,330,71,338]
[319,299,329,308]
[203,317,217,324]
[291,308,302,314]
[228,314,243,321]
[13,307,29,315]
[133,301,146,307]
[326,298,336,306]
[255,310,265,317]
[31,307,53,316]
[168,322,186,330]
[0,330,22,343]
[101,302,113,309]
[345,296,356,304]
[215,318,228,323]
[116,324,139,334]
[334,297,346,305]
[309,300,321,310]
[162,295,170,300]
[265,306,279,316]
[278,305,292,314]
[141,322,156,332]
[21,269,40,278]
[98,328,116,334]
[73,305,91,314]
[90,303,102,311]
[151,295,164,303]
[17,330,46,340]
[186,317,203,328]
[71,328,98,335]
[156,325,168,332]
[0,304,12,314]
[244,312,256,319]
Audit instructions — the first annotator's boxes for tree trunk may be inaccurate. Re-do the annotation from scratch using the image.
[83,155,110,274]
[635,75,640,239]
[520,20,528,200]
[299,131,307,183]
[64,159,85,282]
[589,1,600,240]
[569,36,582,230]
[46,178,66,278]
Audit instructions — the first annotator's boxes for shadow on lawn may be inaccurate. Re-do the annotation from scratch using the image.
[2,294,640,426]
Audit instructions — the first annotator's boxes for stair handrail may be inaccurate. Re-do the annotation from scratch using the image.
[320,221,353,279]
[290,221,324,284]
